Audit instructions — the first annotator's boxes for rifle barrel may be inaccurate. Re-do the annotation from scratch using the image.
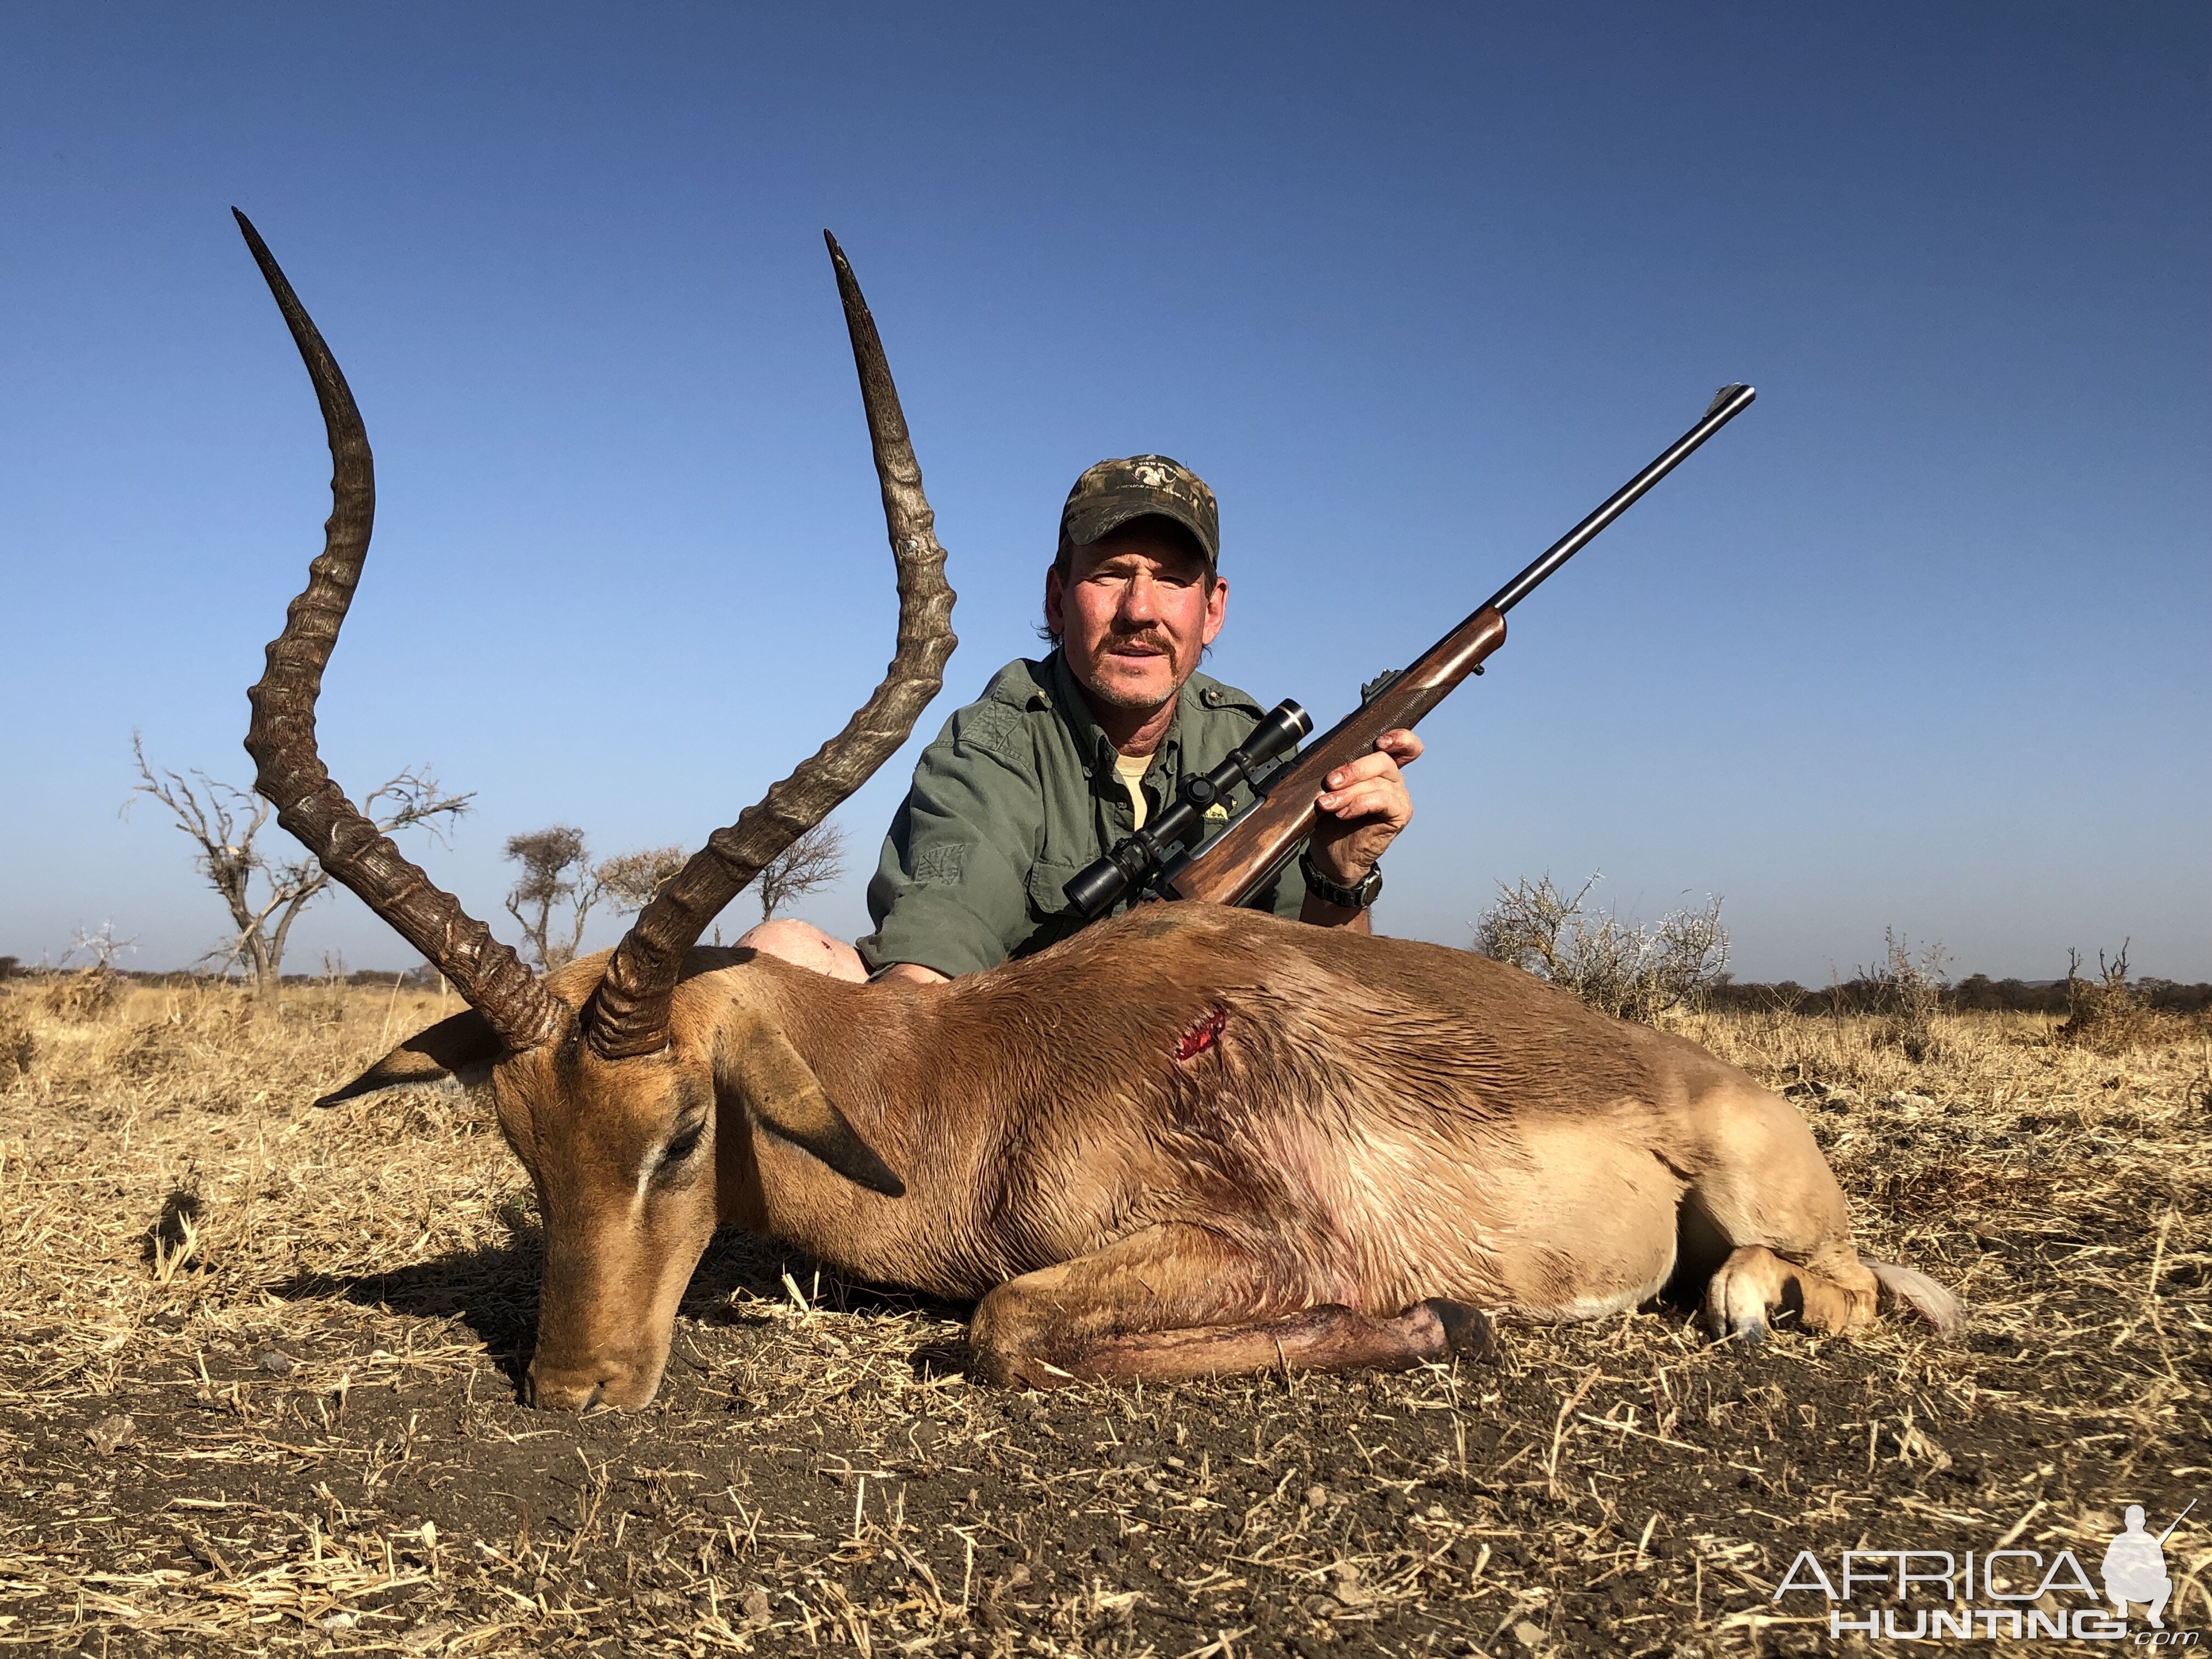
[1148,380,1760,913]
[1482,382,1756,616]
[2157,1498,2197,1545]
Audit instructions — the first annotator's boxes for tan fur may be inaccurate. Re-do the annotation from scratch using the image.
[337,901,1960,1409]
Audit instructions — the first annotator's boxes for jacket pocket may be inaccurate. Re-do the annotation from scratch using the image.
[1025,856,1088,922]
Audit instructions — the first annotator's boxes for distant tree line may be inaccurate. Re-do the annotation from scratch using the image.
[0,960,446,989]
[1705,973,2212,1016]
[97,732,854,992]
[498,819,845,973]
[9,953,2209,1013]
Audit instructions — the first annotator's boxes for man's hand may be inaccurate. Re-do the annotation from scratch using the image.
[1307,728,1422,884]
[880,961,951,988]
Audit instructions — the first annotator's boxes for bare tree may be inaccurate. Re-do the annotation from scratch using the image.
[2058,941,2156,1053]
[501,838,711,972]
[596,846,688,917]
[756,820,848,922]
[42,922,138,1021]
[64,921,137,971]
[504,826,603,974]
[1474,872,1729,1024]
[129,734,471,998]
[1854,928,1950,1062]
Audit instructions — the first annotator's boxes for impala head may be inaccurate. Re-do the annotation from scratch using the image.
[230,211,953,1408]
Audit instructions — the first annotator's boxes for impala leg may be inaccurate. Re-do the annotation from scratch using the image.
[1691,1088,1882,1342]
[967,1223,1493,1389]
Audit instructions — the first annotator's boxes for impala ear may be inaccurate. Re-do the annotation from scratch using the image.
[724,1019,906,1199]
[316,1009,503,1110]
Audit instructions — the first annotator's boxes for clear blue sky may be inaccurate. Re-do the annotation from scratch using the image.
[3,4,2205,983]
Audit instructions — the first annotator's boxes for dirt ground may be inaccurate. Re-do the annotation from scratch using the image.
[1,975,2206,1656]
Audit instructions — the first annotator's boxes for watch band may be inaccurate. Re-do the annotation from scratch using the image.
[1299,848,1382,910]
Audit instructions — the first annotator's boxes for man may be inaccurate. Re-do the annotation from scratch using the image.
[744,455,1420,984]
[2101,1505,2175,1629]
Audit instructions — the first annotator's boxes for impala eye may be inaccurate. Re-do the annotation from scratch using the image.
[662,1121,706,1167]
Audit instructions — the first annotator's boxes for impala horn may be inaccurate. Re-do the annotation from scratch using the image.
[235,209,563,1053]
[585,232,956,1059]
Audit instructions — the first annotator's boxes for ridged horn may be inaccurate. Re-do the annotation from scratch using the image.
[585,232,957,1059]
[234,209,563,1054]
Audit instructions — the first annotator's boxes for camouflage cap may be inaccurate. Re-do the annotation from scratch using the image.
[1058,455,1220,568]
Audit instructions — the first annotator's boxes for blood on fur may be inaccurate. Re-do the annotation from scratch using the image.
[1174,1009,1227,1063]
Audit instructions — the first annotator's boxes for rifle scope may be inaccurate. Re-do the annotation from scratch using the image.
[1064,698,1312,918]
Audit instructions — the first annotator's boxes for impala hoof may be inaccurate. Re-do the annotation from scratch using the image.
[1422,1299,1496,1363]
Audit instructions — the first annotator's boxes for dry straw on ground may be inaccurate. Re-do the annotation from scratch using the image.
[1,973,2206,1657]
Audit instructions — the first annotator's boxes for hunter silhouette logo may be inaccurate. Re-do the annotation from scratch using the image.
[2104,1502,2193,1630]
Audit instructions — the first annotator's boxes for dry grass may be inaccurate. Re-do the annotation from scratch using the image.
[1,975,2207,1657]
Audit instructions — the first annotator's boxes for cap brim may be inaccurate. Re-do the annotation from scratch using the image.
[1061,488,1217,563]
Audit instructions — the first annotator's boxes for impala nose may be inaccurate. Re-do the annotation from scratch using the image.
[525,1357,622,1412]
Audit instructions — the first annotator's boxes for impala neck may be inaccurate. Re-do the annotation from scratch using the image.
[698,957,1001,1291]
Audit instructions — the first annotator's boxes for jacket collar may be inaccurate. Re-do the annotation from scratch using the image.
[1046,648,1188,778]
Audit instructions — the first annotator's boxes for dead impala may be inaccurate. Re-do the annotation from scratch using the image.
[231,211,1961,1410]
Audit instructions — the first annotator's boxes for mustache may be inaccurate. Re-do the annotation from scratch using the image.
[1105,627,1175,654]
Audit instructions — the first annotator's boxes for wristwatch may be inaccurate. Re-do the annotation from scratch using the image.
[1299,848,1383,910]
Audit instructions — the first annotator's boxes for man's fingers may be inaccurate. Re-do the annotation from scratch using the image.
[1323,751,1403,792]
[1313,730,1421,881]
[1322,731,1422,792]
[1309,730,1421,883]
[1316,777,1411,826]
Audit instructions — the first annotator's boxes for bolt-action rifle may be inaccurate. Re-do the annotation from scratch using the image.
[1064,383,1758,918]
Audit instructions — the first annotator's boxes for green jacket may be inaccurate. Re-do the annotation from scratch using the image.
[858,650,1308,978]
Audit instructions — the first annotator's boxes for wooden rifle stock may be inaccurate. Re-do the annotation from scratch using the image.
[1164,381,1757,911]
[1164,606,1506,907]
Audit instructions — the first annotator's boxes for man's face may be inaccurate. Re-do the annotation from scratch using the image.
[1043,522,1227,714]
